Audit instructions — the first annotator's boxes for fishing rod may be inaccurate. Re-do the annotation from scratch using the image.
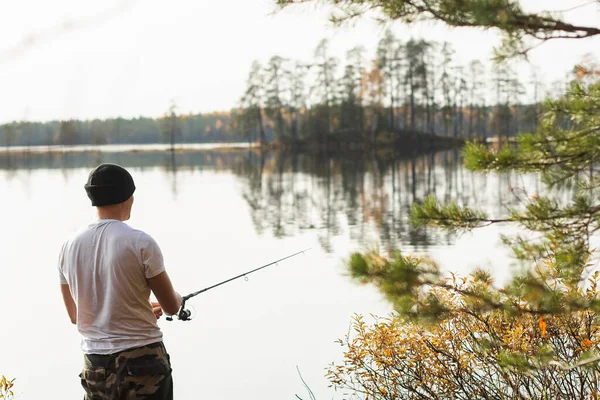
[166,248,310,321]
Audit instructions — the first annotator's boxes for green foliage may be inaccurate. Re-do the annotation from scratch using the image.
[463,81,600,184]
[411,194,489,231]
[463,141,516,171]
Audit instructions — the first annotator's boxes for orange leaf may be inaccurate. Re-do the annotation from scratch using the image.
[538,317,547,338]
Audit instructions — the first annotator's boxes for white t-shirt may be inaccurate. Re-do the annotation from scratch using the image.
[58,219,165,355]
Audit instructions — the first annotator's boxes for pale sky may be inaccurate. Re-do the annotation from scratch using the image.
[0,0,598,123]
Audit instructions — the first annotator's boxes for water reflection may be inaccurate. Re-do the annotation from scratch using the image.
[233,149,525,252]
[0,147,524,254]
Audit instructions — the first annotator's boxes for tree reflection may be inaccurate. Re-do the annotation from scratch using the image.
[234,148,523,253]
[163,150,179,199]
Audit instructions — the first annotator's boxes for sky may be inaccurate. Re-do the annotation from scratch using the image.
[0,0,598,123]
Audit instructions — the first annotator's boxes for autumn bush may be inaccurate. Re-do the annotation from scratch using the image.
[328,261,600,399]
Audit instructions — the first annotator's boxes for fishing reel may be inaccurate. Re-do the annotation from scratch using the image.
[166,299,193,322]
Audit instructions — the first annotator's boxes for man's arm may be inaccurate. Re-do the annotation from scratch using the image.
[147,271,182,316]
[60,284,77,324]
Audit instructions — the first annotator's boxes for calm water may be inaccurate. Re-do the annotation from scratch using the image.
[0,146,528,399]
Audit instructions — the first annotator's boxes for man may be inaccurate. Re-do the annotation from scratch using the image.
[58,163,183,400]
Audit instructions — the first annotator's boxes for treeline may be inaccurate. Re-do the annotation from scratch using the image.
[0,111,243,148]
[235,30,557,145]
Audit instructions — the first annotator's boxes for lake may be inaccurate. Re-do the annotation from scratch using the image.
[0,145,526,399]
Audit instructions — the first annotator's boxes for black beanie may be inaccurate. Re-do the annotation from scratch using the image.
[84,164,136,207]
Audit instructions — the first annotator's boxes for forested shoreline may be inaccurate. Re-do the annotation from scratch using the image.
[235,31,561,146]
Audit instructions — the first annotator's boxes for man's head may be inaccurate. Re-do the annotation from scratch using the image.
[85,164,136,221]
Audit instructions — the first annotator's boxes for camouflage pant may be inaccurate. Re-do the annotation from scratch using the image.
[80,341,173,400]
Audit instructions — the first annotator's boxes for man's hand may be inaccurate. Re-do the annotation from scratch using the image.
[151,301,163,319]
